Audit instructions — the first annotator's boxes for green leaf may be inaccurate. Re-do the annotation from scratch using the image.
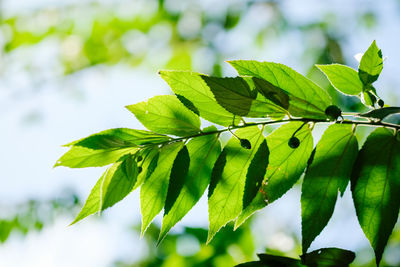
[64,128,170,149]
[55,146,137,168]
[159,70,241,126]
[159,126,221,243]
[351,128,400,265]
[301,247,356,266]
[126,95,201,136]
[208,126,267,242]
[235,122,313,228]
[359,40,383,85]
[301,124,358,253]
[140,142,185,235]
[228,60,332,119]
[71,154,139,224]
[316,64,363,95]
[359,107,400,120]
[133,148,160,191]
[361,90,377,107]
[201,76,287,118]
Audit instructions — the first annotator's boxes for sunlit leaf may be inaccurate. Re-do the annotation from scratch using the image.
[126,95,201,136]
[351,128,400,265]
[159,126,221,243]
[64,128,170,149]
[140,142,185,235]
[301,124,358,253]
[358,40,383,85]
[159,70,241,126]
[316,64,363,95]
[71,154,138,224]
[54,146,137,168]
[235,122,313,228]
[228,60,332,119]
[201,76,287,118]
[208,126,268,242]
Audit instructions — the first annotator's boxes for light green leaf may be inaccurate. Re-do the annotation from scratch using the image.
[159,70,240,126]
[208,126,267,242]
[228,60,332,119]
[55,146,137,168]
[71,154,138,224]
[126,95,201,136]
[235,122,313,228]
[351,128,400,265]
[359,107,400,121]
[64,128,170,149]
[159,126,221,243]
[359,40,383,85]
[201,76,287,118]
[140,142,185,235]
[133,148,159,192]
[301,124,358,253]
[316,64,363,95]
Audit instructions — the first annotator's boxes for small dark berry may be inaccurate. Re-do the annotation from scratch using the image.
[136,155,143,162]
[378,99,384,108]
[240,138,251,149]
[288,137,300,149]
[138,166,143,173]
[325,105,342,121]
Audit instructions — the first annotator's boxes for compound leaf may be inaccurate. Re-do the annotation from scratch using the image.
[159,70,240,126]
[126,95,201,136]
[351,128,400,265]
[159,126,221,243]
[208,126,267,242]
[301,124,358,253]
[316,64,363,95]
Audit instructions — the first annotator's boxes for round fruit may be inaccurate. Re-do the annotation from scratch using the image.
[240,138,252,149]
[378,99,384,108]
[136,155,143,162]
[325,105,342,121]
[288,137,300,148]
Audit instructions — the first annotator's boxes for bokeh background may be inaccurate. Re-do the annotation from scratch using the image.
[1,0,400,266]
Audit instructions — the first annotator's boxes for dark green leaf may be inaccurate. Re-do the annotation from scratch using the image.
[71,154,139,224]
[140,142,185,235]
[159,70,241,126]
[301,124,358,253]
[316,64,363,95]
[126,95,201,136]
[359,107,400,120]
[54,146,137,168]
[64,128,170,149]
[301,247,356,267]
[159,126,221,242]
[228,60,332,119]
[351,128,400,265]
[201,75,287,118]
[358,40,383,85]
[208,126,267,242]
[235,122,313,228]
